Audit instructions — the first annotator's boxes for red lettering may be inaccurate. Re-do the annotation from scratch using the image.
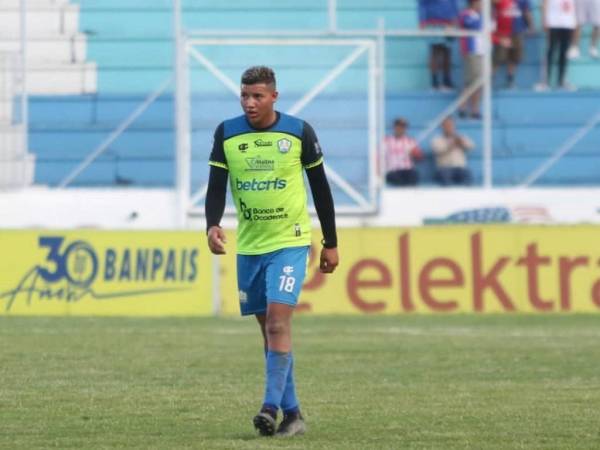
[517,243,553,311]
[418,258,463,312]
[399,233,415,312]
[346,259,389,313]
[592,279,600,309]
[471,232,515,312]
[558,256,589,311]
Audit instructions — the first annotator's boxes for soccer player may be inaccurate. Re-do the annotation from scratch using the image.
[204,66,339,437]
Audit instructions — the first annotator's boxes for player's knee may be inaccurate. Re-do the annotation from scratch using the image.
[265,318,288,338]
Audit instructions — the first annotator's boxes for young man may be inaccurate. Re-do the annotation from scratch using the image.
[205,66,339,437]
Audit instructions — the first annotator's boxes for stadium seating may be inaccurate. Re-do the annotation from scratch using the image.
[16,1,600,189]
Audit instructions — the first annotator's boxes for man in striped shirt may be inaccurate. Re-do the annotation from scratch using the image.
[383,118,423,186]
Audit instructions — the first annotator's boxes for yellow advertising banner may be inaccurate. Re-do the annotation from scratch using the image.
[218,226,600,314]
[0,231,212,316]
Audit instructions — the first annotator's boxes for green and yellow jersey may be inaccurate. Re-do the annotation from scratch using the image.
[209,112,324,255]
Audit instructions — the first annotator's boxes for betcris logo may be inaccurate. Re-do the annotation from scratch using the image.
[0,236,198,312]
[235,178,287,191]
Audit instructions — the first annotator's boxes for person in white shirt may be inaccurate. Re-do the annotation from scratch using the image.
[541,0,578,89]
[568,0,600,58]
[383,118,424,186]
[431,116,474,186]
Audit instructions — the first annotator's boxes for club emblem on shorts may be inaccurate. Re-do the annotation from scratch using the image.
[239,290,248,303]
[277,138,292,153]
[283,266,294,275]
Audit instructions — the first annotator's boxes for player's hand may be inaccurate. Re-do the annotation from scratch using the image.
[320,247,339,274]
[207,226,227,255]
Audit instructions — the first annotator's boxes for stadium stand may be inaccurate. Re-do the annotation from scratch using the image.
[5,1,600,188]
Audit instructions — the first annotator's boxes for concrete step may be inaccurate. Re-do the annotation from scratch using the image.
[0,3,80,37]
[0,124,26,159]
[26,61,97,94]
[0,153,35,188]
[0,32,88,63]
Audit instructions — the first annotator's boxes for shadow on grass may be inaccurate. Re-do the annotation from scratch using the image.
[229,432,264,441]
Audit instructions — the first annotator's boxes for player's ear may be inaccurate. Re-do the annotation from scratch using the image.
[272,90,278,102]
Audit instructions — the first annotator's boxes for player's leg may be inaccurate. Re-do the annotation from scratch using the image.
[237,255,277,436]
[253,315,283,437]
[262,246,310,436]
[264,303,307,437]
[253,302,294,436]
[253,298,304,436]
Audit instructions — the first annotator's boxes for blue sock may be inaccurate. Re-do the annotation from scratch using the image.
[280,353,300,415]
[262,350,292,412]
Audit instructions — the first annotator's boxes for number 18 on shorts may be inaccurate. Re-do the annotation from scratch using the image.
[236,246,310,316]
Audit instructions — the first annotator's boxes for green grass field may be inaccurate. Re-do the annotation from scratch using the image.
[1,315,600,449]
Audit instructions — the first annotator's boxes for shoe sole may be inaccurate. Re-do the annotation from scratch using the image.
[253,413,276,436]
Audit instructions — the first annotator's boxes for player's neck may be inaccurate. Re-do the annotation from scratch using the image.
[249,111,278,130]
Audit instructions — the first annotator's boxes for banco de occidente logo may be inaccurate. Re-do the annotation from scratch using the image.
[0,236,198,312]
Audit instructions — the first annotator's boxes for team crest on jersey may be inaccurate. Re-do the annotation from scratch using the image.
[277,138,292,153]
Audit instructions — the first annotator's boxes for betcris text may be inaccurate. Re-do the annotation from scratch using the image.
[236,178,287,191]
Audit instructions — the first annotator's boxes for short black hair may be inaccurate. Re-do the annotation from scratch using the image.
[241,66,276,88]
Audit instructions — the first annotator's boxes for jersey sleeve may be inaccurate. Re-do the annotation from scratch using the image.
[208,122,228,170]
[301,121,324,169]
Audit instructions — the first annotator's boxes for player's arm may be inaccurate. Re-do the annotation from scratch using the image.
[302,122,339,274]
[205,123,228,255]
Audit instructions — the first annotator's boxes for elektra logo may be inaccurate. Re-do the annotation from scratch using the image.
[236,178,287,191]
[0,236,198,312]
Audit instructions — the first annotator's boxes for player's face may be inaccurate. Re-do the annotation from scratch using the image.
[240,83,278,128]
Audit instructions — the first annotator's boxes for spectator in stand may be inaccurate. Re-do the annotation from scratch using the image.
[431,116,474,186]
[568,0,600,59]
[492,0,534,89]
[418,0,460,91]
[383,118,424,187]
[540,0,577,90]
[458,0,484,119]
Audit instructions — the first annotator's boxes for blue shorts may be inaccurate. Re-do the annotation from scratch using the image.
[236,246,310,316]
